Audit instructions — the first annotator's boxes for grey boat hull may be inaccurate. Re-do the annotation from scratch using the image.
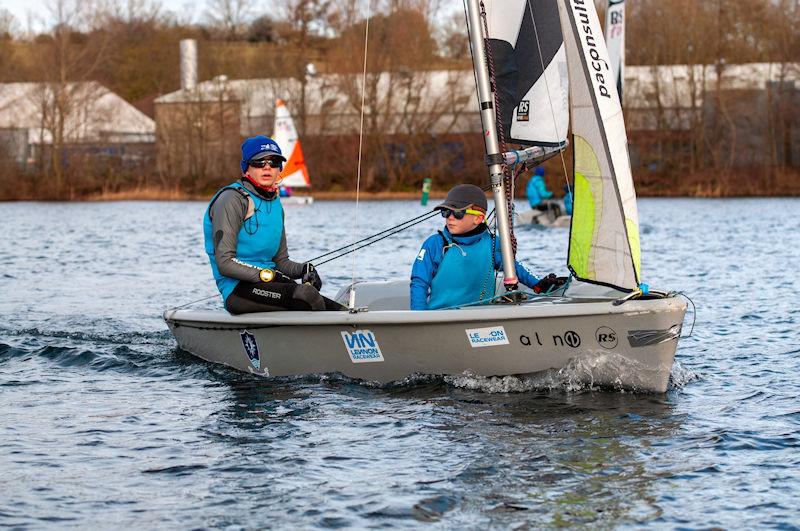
[164,288,686,393]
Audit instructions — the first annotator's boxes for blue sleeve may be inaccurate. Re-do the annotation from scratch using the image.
[514,260,540,289]
[535,179,554,199]
[410,234,443,310]
[493,245,540,290]
[534,177,553,199]
[526,179,538,207]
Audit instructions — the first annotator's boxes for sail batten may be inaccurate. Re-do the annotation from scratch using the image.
[558,0,641,292]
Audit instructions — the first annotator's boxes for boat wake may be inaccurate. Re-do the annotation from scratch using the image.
[0,326,174,347]
[444,353,701,394]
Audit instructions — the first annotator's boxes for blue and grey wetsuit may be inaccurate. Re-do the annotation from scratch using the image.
[409,225,540,310]
[203,179,331,313]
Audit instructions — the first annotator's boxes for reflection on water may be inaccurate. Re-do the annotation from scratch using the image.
[1,199,799,527]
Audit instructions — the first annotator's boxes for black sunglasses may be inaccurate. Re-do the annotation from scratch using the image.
[440,208,483,220]
[248,158,283,169]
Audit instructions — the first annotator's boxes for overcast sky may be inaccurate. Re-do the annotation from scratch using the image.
[3,0,462,34]
[3,0,201,32]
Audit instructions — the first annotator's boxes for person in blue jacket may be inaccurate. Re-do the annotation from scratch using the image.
[526,166,553,209]
[410,184,565,310]
[563,184,573,216]
[203,135,341,314]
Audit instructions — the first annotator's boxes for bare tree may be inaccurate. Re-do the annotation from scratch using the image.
[204,0,254,41]
[26,0,113,197]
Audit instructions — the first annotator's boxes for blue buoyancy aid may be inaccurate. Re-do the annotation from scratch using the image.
[427,230,495,310]
[563,190,573,215]
[203,182,284,302]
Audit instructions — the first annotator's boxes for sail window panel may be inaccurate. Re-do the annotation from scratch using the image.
[486,0,569,147]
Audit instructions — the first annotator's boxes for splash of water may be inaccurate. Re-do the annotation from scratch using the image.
[443,351,701,394]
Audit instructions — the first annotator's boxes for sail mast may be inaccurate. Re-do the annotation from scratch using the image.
[465,0,518,289]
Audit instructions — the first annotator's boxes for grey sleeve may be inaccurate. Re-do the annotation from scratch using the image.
[273,210,306,279]
[210,190,262,283]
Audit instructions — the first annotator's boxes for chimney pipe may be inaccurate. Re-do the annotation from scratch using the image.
[180,39,198,91]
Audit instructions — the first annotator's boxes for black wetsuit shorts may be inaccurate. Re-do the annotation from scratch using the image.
[226,275,343,314]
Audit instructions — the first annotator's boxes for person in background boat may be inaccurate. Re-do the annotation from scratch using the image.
[279,185,292,198]
[410,184,566,310]
[203,135,340,314]
[526,166,553,209]
[563,184,573,216]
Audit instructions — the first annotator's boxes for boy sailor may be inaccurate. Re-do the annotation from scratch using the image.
[410,184,564,310]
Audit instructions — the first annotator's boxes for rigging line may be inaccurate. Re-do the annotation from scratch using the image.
[309,210,438,262]
[167,294,218,312]
[350,0,372,308]
[309,183,495,266]
[314,211,441,267]
[308,184,494,266]
[309,210,441,264]
[527,0,572,195]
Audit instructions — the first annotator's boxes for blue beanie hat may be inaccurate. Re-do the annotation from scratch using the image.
[534,166,545,176]
[240,135,286,173]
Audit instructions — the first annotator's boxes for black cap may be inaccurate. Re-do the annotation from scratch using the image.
[435,184,488,211]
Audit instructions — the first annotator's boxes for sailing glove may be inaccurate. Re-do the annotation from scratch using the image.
[302,263,323,291]
[533,273,567,294]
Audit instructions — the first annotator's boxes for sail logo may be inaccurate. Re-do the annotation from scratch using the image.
[572,0,613,99]
[341,330,385,363]
[465,326,510,348]
[517,100,530,121]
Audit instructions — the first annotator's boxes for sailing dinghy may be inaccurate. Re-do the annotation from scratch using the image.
[516,199,571,227]
[164,0,687,393]
[274,98,314,205]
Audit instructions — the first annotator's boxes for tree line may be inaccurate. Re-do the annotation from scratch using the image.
[0,0,798,199]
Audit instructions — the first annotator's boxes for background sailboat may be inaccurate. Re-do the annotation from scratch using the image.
[273,98,314,205]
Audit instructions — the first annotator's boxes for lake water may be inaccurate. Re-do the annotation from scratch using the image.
[1,198,799,528]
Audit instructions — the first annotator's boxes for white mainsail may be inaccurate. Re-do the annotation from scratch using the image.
[557,0,641,291]
[273,99,311,188]
[604,0,625,104]
[485,0,569,148]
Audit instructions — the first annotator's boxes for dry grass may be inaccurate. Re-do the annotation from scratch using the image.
[85,186,201,201]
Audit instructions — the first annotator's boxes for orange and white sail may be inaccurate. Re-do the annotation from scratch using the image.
[273,99,311,188]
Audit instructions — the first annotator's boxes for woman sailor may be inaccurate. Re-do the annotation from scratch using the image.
[203,135,339,313]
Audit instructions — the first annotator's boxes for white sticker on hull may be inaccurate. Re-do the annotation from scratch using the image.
[341,329,385,363]
[466,326,510,348]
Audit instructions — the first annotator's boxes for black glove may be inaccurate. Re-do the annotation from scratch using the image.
[302,263,322,291]
[533,273,567,294]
